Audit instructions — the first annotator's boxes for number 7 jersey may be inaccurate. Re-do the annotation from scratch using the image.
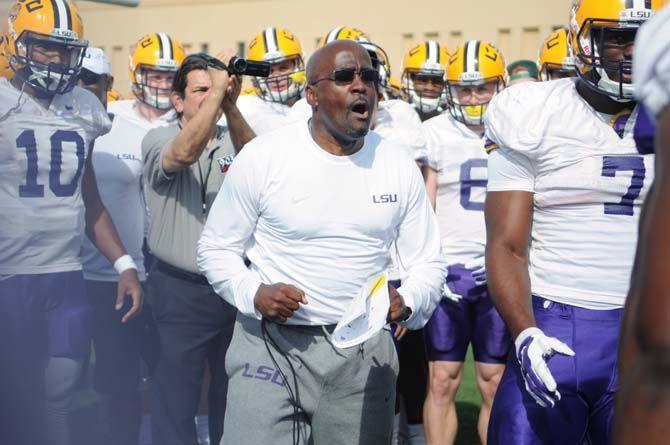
[485,78,653,309]
[0,78,111,275]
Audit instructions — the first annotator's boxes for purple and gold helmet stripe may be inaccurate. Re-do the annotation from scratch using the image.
[50,0,71,31]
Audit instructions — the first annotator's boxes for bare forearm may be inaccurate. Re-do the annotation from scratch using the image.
[166,91,225,171]
[223,104,255,153]
[85,204,127,263]
[487,242,535,338]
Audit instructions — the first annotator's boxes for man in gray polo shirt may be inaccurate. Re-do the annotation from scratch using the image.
[142,54,255,445]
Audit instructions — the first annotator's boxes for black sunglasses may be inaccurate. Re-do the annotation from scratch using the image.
[312,68,380,85]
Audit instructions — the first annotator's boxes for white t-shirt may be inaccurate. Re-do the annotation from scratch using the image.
[0,78,111,275]
[289,97,428,162]
[634,5,670,117]
[485,78,654,309]
[424,113,487,264]
[197,121,444,329]
[81,100,176,281]
[229,94,294,135]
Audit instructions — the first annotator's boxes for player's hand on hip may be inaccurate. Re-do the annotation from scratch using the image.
[254,283,307,323]
[515,327,575,408]
[442,280,463,303]
[387,283,409,323]
[465,257,487,286]
[116,269,144,324]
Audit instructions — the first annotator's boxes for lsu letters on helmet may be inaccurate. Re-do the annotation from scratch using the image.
[0,36,13,79]
[316,26,392,97]
[129,33,185,110]
[401,40,449,113]
[247,27,305,104]
[4,0,87,95]
[538,28,576,81]
[446,40,506,126]
[570,0,667,100]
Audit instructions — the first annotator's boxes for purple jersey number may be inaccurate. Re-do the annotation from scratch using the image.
[601,155,646,216]
[460,158,488,211]
[17,130,86,198]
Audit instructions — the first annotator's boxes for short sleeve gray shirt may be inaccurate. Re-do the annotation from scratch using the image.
[142,122,236,273]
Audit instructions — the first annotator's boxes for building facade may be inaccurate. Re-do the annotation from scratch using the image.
[2,0,575,94]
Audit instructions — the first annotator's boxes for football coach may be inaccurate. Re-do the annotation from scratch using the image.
[198,40,444,444]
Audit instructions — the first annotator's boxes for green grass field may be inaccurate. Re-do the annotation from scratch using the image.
[454,348,483,445]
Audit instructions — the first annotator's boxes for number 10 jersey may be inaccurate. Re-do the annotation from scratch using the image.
[0,78,111,275]
[485,78,654,309]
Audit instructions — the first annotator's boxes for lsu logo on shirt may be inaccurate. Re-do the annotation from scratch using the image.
[372,194,398,204]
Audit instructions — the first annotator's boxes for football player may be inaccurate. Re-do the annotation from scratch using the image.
[537,27,576,81]
[78,34,184,445]
[483,0,664,444]
[0,1,142,445]
[422,40,509,445]
[232,27,306,135]
[401,40,449,122]
[615,5,670,444]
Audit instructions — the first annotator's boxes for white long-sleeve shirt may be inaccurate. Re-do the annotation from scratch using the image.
[197,120,444,329]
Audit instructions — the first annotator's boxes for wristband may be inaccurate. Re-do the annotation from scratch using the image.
[113,254,137,274]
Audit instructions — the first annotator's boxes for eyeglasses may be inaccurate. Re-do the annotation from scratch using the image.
[311,68,380,85]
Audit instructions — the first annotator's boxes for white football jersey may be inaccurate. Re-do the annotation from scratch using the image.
[485,78,654,309]
[634,5,670,116]
[0,78,111,275]
[232,94,294,135]
[288,98,428,162]
[424,113,487,264]
[81,100,176,282]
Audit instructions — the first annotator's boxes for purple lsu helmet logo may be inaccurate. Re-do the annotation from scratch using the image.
[372,194,397,204]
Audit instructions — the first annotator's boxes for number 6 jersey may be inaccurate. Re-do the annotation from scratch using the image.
[485,78,653,309]
[0,78,111,275]
[423,113,488,265]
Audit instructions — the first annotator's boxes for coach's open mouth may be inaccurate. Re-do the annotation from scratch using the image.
[350,100,369,120]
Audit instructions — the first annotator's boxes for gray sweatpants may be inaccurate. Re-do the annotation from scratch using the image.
[222,315,399,445]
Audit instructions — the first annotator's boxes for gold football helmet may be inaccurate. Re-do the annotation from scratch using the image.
[569,0,667,100]
[538,28,576,81]
[247,27,305,104]
[4,0,87,94]
[446,40,506,126]
[402,41,449,113]
[128,33,185,109]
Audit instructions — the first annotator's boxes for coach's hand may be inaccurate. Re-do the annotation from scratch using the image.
[254,283,307,323]
[515,327,575,408]
[387,284,411,324]
[116,269,144,324]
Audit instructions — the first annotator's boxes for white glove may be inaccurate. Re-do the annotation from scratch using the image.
[441,281,463,303]
[465,257,487,286]
[515,327,575,408]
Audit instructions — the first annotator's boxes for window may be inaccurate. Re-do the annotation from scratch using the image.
[200,42,209,54]
[237,41,245,58]
[424,32,439,40]
[521,27,540,60]
[496,28,512,60]
[448,31,462,50]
